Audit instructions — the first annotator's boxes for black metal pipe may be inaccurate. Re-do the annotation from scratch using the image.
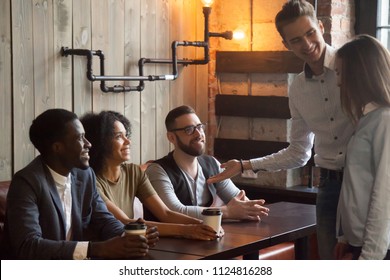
[61,47,167,92]
[137,39,209,85]
[60,5,232,93]
[209,31,233,40]
[203,7,211,63]
[61,47,96,81]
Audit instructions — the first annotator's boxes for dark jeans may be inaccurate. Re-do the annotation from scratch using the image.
[316,174,342,260]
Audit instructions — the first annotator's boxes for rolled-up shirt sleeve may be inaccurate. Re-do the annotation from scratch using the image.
[250,91,314,172]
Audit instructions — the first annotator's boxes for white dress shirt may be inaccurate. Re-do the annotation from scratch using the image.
[250,45,355,171]
[337,104,390,259]
[47,166,89,259]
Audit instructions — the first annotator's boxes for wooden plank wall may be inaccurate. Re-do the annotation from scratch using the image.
[0,0,208,181]
[0,0,12,179]
[214,52,305,188]
[73,0,93,115]
[12,0,35,173]
[140,0,157,163]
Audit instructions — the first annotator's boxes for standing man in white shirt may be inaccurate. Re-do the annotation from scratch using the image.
[208,0,355,259]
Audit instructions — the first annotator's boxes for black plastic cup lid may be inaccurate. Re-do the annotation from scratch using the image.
[124,222,147,230]
[201,208,222,216]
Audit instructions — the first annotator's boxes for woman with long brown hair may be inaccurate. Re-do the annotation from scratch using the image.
[335,34,390,260]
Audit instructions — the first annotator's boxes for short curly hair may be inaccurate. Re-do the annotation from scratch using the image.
[80,111,131,175]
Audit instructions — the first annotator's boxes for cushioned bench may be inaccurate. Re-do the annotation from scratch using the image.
[0,181,9,233]
[259,242,295,260]
[0,181,10,259]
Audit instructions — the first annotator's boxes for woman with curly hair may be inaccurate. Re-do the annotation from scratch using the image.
[81,110,218,240]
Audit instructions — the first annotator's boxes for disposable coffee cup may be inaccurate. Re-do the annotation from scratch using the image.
[124,222,147,236]
[201,208,222,233]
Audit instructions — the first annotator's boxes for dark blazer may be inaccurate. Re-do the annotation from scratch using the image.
[4,156,124,259]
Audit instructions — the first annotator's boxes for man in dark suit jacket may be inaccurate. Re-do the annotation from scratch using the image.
[4,109,158,259]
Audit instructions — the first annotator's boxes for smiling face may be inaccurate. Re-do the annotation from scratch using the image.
[168,113,205,157]
[106,120,131,165]
[282,16,326,70]
[56,119,92,173]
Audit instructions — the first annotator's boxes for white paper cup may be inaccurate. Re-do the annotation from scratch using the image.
[202,208,222,233]
[124,222,147,236]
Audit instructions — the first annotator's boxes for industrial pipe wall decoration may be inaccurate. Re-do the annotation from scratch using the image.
[61,0,232,93]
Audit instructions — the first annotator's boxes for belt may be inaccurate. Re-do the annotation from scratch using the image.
[320,168,343,181]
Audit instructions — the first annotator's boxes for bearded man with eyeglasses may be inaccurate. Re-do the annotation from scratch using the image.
[145,105,269,222]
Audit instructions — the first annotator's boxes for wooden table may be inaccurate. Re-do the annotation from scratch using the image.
[141,250,200,260]
[149,202,316,260]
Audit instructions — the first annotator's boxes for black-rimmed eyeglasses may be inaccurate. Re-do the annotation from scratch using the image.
[169,123,206,135]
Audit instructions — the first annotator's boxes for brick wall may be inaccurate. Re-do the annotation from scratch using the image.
[318,0,355,47]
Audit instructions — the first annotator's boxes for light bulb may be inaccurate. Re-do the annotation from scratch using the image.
[233,29,245,40]
[201,0,214,7]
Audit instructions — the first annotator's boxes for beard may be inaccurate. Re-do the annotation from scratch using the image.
[175,134,205,157]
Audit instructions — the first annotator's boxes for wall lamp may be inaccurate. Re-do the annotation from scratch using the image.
[61,0,232,93]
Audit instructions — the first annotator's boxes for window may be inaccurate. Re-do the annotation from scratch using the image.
[377,0,390,48]
[355,0,390,49]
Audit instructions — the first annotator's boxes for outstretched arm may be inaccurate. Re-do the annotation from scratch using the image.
[105,194,217,240]
[208,98,314,185]
[145,221,219,240]
[207,159,252,184]
[143,194,201,224]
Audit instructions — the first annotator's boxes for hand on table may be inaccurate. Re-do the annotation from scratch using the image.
[90,235,149,259]
[225,190,269,221]
[146,226,159,248]
[181,224,220,240]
